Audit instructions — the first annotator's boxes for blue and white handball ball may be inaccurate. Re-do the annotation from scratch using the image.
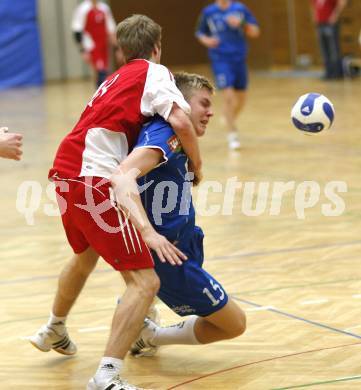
[291,93,335,134]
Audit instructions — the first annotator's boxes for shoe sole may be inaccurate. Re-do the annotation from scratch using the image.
[29,339,51,352]
[29,339,76,356]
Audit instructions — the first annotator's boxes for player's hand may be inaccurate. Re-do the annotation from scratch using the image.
[193,169,203,186]
[141,227,187,266]
[244,24,260,38]
[203,36,220,49]
[188,160,203,186]
[0,129,23,160]
[81,51,91,65]
[226,15,243,28]
[328,13,338,25]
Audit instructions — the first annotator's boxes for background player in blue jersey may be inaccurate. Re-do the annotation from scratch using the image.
[196,0,260,150]
[111,72,246,356]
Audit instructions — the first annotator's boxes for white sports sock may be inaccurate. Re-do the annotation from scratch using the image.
[227,131,239,141]
[151,316,201,346]
[93,357,123,387]
[47,312,67,332]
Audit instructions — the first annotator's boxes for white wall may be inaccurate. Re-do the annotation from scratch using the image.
[37,0,90,81]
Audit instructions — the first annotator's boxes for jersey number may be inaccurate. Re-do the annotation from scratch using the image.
[203,280,225,306]
[88,74,119,107]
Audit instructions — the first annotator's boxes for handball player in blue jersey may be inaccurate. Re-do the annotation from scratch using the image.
[112,72,246,356]
[196,0,260,150]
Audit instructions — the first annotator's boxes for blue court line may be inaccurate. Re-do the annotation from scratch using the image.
[209,239,361,262]
[0,267,112,286]
[233,297,361,340]
[231,277,361,295]
[1,239,361,286]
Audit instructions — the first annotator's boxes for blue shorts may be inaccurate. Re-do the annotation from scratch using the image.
[154,226,229,317]
[211,58,248,90]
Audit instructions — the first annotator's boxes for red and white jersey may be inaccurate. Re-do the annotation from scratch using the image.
[49,60,190,180]
[72,0,116,69]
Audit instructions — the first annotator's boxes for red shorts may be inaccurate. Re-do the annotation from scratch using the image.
[55,177,154,271]
[90,45,108,71]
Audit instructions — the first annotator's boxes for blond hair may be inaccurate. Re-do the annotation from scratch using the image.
[116,15,161,62]
[174,72,214,101]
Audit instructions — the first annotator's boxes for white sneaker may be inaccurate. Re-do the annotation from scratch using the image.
[228,132,241,150]
[28,324,77,356]
[87,376,152,390]
[130,317,159,357]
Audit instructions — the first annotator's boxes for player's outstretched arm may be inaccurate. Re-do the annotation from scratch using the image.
[110,148,187,266]
[0,128,23,161]
[167,103,203,185]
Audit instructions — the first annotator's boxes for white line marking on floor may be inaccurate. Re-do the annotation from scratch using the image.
[245,306,275,312]
[300,299,329,305]
[344,325,361,332]
[352,294,361,299]
[78,326,109,333]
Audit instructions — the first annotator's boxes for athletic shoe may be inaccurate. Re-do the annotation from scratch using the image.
[28,324,77,355]
[227,132,241,150]
[130,317,159,357]
[87,376,152,390]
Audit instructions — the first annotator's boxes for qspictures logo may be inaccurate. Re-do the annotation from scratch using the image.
[15,173,347,229]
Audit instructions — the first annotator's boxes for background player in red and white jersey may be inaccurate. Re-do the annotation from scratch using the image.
[0,127,22,160]
[72,0,117,87]
[29,14,202,390]
[310,0,347,80]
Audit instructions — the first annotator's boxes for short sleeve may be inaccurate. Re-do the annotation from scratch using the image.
[104,4,116,34]
[242,4,258,26]
[134,119,180,167]
[71,3,88,32]
[195,10,211,37]
[141,63,191,120]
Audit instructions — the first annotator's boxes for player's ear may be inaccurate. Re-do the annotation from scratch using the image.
[115,47,126,67]
[152,42,162,63]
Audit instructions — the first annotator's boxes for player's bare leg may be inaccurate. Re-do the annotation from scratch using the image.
[29,247,99,355]
[234,90,246,118]
[222,88,237,130]
[53,247,99,316]
[194,299,246,343]
[222,88,245,149]
[105,269,160,357]
[88,268,160,389]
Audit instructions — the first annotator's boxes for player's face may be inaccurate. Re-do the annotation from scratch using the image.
[189,89,213,137]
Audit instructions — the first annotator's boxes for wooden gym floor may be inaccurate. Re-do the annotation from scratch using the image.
[0,66,361,389]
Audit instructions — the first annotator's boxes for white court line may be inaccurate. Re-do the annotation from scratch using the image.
[245,306,274,312]
[352,294,361,299]
[344,325,361,332]
[78,326,109,333]
[299,299,329,305]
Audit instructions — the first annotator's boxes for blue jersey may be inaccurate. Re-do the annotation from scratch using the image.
[136,116,195,248]
[196,1,258,61]
[135,116,229,317]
